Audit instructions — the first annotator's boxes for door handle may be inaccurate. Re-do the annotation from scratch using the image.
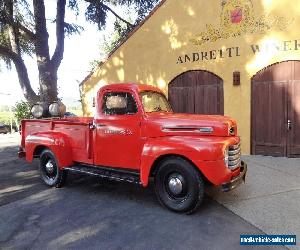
[89,123,96,130]
[96,124,107,128]
[287,120,291,131]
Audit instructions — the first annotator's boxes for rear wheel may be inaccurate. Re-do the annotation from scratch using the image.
[39,149,67,188]
[154,157,204,214]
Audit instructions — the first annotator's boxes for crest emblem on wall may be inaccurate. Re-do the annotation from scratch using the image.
[190,0,293,46]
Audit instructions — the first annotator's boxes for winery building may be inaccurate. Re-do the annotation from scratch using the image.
[80,0,300,157]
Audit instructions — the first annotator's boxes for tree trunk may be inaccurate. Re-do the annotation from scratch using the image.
[32,0,55,105]
[38,64,58,104]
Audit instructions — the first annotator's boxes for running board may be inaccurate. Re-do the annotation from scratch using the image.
[65,164,142,185]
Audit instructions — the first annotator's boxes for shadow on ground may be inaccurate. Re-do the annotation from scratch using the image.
[0,145,286,250]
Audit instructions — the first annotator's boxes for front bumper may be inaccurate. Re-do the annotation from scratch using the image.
[221,161,247,192]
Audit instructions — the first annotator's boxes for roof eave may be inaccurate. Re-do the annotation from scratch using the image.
[79,0,168,87]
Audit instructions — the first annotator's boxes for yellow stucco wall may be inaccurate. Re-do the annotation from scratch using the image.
[81,0,300,154]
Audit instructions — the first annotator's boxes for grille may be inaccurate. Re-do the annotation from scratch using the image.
[228,143,241,170]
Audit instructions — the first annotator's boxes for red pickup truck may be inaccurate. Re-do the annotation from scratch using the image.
[19,83,247,214]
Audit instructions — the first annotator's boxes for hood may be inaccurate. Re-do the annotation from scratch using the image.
[144,112,237,137]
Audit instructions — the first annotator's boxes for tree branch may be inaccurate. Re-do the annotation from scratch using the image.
[100,3,134,27]
[51,0,66,70]
[16,22,36,41]
[0,45,39,104]
[33,0,50,61]
[4,0,21,55]
[0,16,36,41]
[84,0,134,27]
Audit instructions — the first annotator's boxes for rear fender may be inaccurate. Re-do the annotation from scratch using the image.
[25,131,73,169]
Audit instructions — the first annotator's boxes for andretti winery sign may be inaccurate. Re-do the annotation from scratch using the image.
[176,39,300,64]
[176,0,295,64]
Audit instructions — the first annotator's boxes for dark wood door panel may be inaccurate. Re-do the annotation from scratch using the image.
[288,79,300,157]
[168,70,224,116]
[252,80,287,157]
[252,61,300,158]
[195,85,223,115]
[203,85,218,115]
[169,87,195,114]
[294,60,300,80]
[253,61,293,82]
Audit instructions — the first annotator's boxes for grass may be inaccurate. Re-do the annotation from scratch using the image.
[0,111,14,125]
[67,107,83,116]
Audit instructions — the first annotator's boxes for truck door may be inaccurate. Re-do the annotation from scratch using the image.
[94,91,143,170]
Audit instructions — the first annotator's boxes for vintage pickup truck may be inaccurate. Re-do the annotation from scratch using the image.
[19,83,247,214]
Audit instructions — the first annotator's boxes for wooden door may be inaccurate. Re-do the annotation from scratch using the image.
[168,70,224,115]
[168,86,195,114]
[288,60,300,156]
[252,61,300,157]
[251,81,288,156]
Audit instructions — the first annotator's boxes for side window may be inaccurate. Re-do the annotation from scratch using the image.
[102,92,138,115]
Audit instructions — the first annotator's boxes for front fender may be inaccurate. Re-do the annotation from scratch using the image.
[140,136,240,187]
[140,136,215,187]
[25,131,73,168]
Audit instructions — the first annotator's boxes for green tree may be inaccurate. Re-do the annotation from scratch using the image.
[0,0,160,105]
[13,101,31,123]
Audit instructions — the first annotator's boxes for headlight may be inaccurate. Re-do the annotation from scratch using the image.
[229,126,235,136]
[224,148,229,167]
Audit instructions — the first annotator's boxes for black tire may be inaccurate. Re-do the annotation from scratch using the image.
[154,157,204,214]
[39,149,67,188]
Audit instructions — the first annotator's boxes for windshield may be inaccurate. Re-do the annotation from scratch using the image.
[140,91,173,113]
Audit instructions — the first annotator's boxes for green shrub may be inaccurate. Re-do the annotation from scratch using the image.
[13,101,32,123]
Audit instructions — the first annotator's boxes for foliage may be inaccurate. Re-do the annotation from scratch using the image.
[0,111,12,125]
[89,18,132,70]
[89,1,162,70]
[67,107,83,116]
[0,0,161,105]
[13,101,31,123]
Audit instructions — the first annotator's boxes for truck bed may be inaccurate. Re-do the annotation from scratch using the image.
[21,117,94,164]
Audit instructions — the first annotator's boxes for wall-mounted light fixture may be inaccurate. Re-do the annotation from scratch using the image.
[233,71,241,86]
[93,97,96,107]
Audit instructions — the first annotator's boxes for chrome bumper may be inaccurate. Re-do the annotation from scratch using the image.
[222,161,247,192]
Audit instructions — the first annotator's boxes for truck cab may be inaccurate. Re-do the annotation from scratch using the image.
[19,83,247,214]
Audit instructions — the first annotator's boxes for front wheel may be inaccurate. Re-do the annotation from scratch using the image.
[154,157,204,214]
[39,149,67,188]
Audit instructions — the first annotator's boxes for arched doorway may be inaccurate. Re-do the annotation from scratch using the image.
[168,70,224,115]
[251,61,300,157]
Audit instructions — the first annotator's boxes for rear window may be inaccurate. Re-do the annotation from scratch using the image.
[102,92,138,115]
